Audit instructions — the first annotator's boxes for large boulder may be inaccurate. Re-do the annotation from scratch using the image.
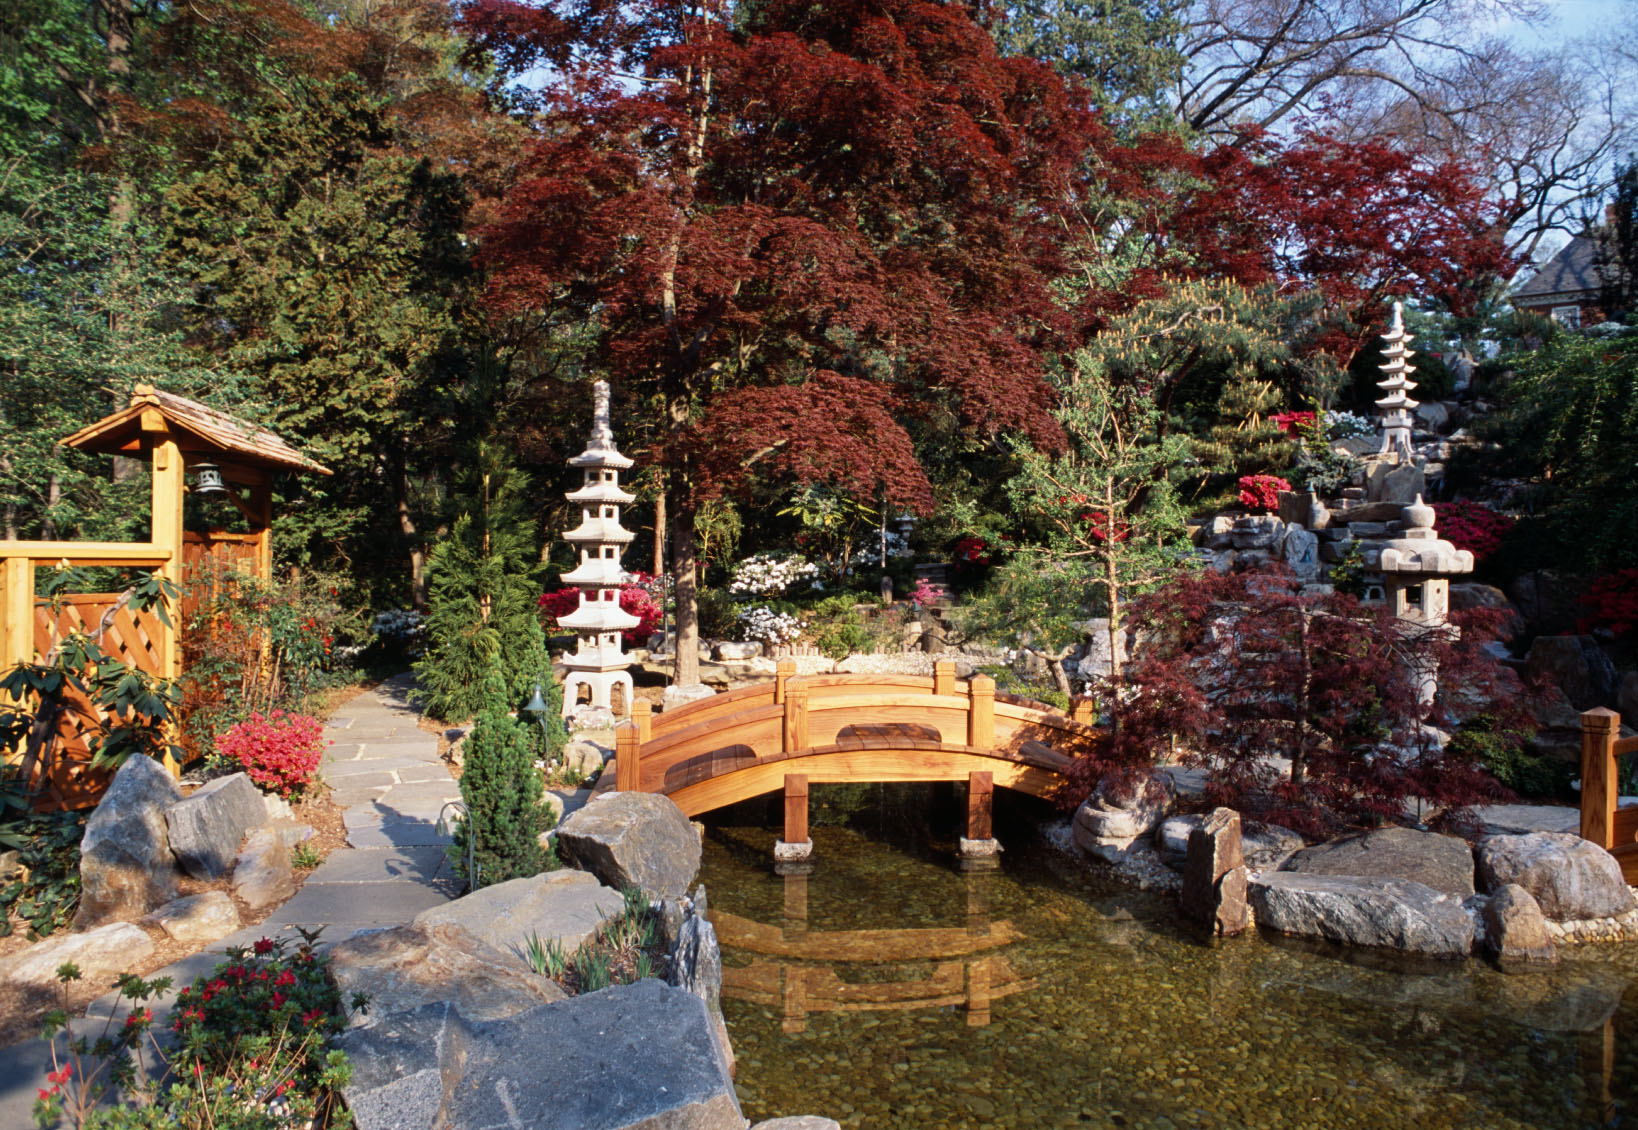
[232,827,296,910]
[330,921,566,1025]
[1243,823,1305,872]
[1523,635,1618,712]
[339,980,742,1130]
[1179,808,1249,936]
[144,891,240,946]
[1154,814,1204,868]
[1449,583,1524,641]
[1482,884,1558,966]
[165,772,267,880]
[1281,826,1475,898]
[74,755,183,927]
[7,922,155,987]
[1072,772,1174,864]
[1248,873,1475,957]
[556,793,701,900]
[1364,460,1425,504]
[1476,832,1636,921]
[414,869,624,957]
[1281,526,1321,581]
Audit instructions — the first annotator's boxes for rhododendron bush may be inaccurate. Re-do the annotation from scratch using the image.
[216,711,327,798]
[1580,569,1638,637]
[1430,501,1514,563]
[1238,474,1291,512]
[539,573,664,647]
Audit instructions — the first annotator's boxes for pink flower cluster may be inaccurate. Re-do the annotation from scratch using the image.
[539,572,664,646]
[1580,569,1638,638]
[1238,474,1291,513]
[216,710,327,798]
[1271,410,1317,435]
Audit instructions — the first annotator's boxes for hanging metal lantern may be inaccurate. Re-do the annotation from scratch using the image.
[192,462,228,497]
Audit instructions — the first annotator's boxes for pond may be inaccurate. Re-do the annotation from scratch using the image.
[700,786,1638,1130]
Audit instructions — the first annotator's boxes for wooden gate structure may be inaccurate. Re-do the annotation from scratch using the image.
[1,385,329,807]
[613,659,1097,845]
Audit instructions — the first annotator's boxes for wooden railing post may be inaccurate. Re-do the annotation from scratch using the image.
[968,674,995,749]
[0,556,34,674]
[1583,708,1622,848]
[783,686,809,753]
[934,658,955,697]
[631,699,652,743]
[775,658,796,705]
[616,719,641,792]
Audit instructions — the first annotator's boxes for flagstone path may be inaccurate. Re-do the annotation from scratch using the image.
[0,674,462,1120]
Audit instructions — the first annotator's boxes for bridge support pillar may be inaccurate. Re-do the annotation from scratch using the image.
[775,773,813,874]
[960,771,1001,870]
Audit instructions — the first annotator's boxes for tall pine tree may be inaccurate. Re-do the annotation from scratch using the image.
[413,445,549,722]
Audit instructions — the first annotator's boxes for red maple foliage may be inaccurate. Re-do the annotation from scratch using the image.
[1068,566,1514,836]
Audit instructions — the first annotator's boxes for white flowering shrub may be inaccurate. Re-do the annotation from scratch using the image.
[736,605,806,647]
[728,553,820,597]
[847,530,914,569]
[1324,410,1373,440]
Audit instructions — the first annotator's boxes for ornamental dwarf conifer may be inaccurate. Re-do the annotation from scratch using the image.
[414,446,549,722]
[450,658,551,888]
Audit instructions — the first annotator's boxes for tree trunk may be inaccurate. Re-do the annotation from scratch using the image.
[1047,653,1073,698]
[652,479,666,579]
[391,450,425,609]
[671,497,700,687]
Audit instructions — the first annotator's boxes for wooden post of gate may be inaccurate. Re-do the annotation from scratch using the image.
[142,408,185,683]
[968,674,994,749]
[0,556,33,675]
[784,773,809,847]
[934,658,955,697]
[615,719,641,792]
[774,658,796,705]
[966,771,993,841]
[631,699,652,743]
[1071,697,1097,725]
[783,686,809,752]
[1582,708,1621,849]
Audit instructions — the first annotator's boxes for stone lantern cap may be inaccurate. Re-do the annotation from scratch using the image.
[569,380,634,471]
[1377,495,1474,575]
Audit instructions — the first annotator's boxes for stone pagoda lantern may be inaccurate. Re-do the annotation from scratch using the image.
[558,380,638,718]
[1376,302,1419,461]
[1377,495,1473,702]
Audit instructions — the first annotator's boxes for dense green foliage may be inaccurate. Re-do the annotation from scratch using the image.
[451,703,552,889]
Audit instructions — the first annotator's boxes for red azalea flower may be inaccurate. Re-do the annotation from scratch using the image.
[253,939,275,956]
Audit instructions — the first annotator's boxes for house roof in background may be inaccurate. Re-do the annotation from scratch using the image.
[59,385,332,475]
[1512,234,1605,304]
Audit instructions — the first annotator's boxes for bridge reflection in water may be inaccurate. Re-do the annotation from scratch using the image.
[717,870,1037,1033]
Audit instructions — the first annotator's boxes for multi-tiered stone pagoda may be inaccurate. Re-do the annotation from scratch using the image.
[558,381,637,718]
[1376,302,1419,461]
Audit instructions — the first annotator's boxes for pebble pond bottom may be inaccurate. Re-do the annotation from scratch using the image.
[701,801,1638,1130]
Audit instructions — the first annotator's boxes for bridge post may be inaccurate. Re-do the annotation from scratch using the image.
[960,770,1000,869]
[631,699,652,743]
[1070,697,1097,724]
[967,674,995,748]
[774,658,796,705]
[775,772,814,872]
[782,685,809,753]
[1582,708,1621,849]
[934,658,955,697]
[615,720,640,792]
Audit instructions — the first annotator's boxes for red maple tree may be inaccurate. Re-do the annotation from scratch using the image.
[464,0,1100,682]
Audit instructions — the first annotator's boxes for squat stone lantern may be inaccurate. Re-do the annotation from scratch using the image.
[558,381,638,718]
[1376,495,1473,702]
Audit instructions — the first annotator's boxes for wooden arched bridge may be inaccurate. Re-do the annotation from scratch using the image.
[613,659,1096,848]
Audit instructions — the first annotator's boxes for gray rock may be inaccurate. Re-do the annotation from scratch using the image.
[1277,491,1328,530]
[561,741,608,779]
[670,889,731,1074]
[557,792,702,900]
[416,869,623,958]
[1509,571,1585,636]
[1072,772,1174,863]
[1365,460,1425,504]
[1449,583,1524,641]
[165,772,267,880]
[1180,808,1249,936]
[232,827,296,911]
[1230,515,1284,550]
[1154,814,1204,868]
[330,922,566,1025]
[1476,832,1636,921]
[1282,826,1475,898]
[1243,823,1305,871]
[661,683,717,710]
[7,922,155,987]
[713,641,762,661]
[1281,526,1320,580]
[1249,872,1475,957]
[1482,884,1558,966]
[74,755,183,927]
[1414,401,1450,431]
[1523,634,1618,712]
[341,980,741,1130]
[1074,619,1129,682]
[143,891,240,945]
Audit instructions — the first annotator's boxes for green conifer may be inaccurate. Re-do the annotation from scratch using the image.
[413,444,549,722]
[449,656,551,888]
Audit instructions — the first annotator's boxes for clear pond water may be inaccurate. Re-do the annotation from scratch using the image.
[700,787,1638,1130]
